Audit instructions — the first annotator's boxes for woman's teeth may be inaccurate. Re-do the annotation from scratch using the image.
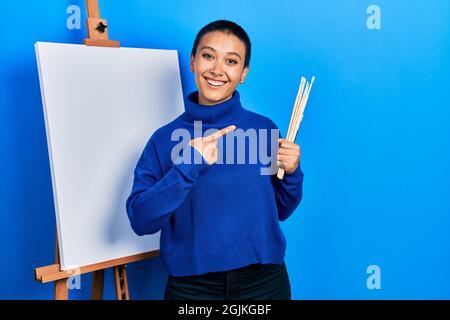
[206,78,226,87]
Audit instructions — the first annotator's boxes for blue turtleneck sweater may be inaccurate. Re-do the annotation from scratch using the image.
[126,90,304,276]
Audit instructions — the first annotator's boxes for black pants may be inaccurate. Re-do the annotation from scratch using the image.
[164,261,291,300]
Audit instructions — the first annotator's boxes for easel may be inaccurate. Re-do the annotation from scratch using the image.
[35,233,159,299]
[34,0,159,300]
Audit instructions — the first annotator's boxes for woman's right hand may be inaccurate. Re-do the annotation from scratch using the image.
[189,125,236,165]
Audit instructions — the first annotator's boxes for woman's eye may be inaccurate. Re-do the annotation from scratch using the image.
[202,53,237,65]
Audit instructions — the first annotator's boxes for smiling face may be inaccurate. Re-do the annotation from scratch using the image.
[190,31,250,105]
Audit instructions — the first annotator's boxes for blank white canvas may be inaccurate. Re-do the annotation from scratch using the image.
[35,42,184,270]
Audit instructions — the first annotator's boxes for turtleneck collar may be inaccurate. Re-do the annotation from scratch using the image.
[180,90,246,125]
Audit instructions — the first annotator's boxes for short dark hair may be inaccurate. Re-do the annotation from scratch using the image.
[191,20,251,69]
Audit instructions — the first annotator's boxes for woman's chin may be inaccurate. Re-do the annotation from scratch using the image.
[199,90,230,105]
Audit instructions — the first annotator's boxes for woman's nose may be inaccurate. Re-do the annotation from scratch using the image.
[211,68,223,78]
[210,71,223,78]
[210,63,224,77]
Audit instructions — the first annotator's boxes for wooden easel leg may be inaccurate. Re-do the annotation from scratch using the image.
[92,270,105,300]
[113,265,129,300]
[54,279,69,300]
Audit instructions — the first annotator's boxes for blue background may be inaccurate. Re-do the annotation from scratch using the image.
[1,0,449,299]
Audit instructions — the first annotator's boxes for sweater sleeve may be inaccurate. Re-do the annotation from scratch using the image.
[126,138,210,235]
[272,127,305,222]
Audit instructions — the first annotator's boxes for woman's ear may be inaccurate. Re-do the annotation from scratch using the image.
[240,65,250,83]
[190,55,195,73]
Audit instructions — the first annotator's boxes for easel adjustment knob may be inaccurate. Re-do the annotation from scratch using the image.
[96,21,108,34]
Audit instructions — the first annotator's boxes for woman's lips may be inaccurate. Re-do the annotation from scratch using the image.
[204,76,227,88]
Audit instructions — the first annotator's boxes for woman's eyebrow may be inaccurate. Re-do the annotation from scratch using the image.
[200,46,242,60]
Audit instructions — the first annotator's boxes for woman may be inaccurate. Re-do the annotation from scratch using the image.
[126,20,304,300]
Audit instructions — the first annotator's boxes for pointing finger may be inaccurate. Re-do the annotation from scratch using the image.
[205,125,237,142]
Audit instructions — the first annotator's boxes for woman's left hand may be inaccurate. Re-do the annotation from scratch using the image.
[277,138,301,174]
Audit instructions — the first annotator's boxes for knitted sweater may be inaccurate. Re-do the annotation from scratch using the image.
[126,90,304,276]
